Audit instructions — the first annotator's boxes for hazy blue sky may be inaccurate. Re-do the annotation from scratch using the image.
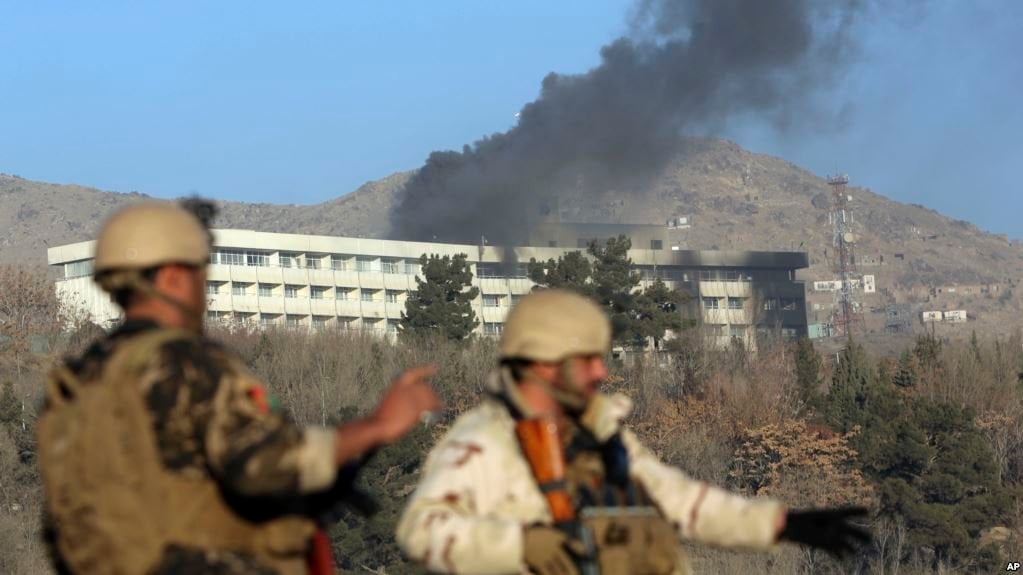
[1,1,1020,237]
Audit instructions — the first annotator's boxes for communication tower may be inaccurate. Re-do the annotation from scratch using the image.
[827,174,864,339]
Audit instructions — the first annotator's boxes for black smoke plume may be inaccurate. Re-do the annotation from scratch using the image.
[390,0,868,245]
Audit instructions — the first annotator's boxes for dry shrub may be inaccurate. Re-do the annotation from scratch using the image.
[915,333,1022,416]
[976,409,1023,485]
[208,326,498,426]
[0,428,50,574]
[731,420,874,509]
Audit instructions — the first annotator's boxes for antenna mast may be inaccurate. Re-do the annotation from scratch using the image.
[827,174,863,339]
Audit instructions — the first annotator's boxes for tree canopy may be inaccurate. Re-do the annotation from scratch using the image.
[820,340,1012,565]
[400,253,479,341]
[528,235,688,349]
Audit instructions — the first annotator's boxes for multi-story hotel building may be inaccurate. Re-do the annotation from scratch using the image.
[47,226,809,346]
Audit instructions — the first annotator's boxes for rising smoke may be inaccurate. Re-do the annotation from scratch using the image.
[390,0,869,245]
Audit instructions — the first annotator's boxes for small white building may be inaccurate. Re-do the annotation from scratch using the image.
[943,310,968,323]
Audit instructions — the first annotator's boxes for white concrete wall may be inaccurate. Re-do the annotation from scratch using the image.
[48,228,808,337]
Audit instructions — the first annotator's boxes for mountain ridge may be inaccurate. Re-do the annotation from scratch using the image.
[4,138,1021,339]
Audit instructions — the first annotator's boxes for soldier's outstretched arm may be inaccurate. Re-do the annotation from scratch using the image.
[396,433,525,575]
[195,344,439,498]
[621,430,786,551]
[334,365,441,465]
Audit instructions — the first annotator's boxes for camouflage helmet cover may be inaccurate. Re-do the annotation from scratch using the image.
[93,201,210,276]
[499,289,611,362]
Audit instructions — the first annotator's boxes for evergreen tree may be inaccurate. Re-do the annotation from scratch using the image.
[913,333,942,369]
[588,235,643,345]
[824,342,877,432]
[630,279,689,349]
[969,329,982,362]
[587,236,687,348]
[400,253,480,341]
[893,349,920,389]
[793,337,822,409]
[529,237,687,349]
[823,341,1011,566]
[588,235,638,301]
[892,400,1012,562]
[527,251,592,294]
[913,333,946,391]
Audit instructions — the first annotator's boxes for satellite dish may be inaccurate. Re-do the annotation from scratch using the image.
[843,232,857,244]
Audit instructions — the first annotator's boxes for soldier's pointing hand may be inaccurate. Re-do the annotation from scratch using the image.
[372,365,443,443]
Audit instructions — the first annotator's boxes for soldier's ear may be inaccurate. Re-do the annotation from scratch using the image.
[152,265,200,297]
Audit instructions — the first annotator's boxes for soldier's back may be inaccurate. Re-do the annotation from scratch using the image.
[40,319,313,575]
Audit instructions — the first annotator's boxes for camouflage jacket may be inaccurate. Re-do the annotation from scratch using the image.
[396,370,784,575]
[44,319,340,574]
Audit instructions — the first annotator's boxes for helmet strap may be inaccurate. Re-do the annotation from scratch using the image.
[100,269,203,333]
[490,366,538,419]
[134,278,203,333]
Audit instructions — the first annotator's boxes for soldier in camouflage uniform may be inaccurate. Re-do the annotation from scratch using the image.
[397,289,870,575]
[38,201,440,575]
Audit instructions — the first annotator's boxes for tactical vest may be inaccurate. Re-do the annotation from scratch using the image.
[515,414,686,575]
[562,432,686,575]
[37,328,316,575]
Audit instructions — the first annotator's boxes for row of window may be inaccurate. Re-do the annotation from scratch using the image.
[702,297,746,310]
[699,269,755,282]
[62,256,793,287]
[482,294,523,307]
[704,324,749,337]
[703,325,803,340]
[210,250,423,274]
[207,282,409,302]
[563,238,664,250]
[592,268,788,283]
[207,311,396,331]
[761,297,803,312]
[475,264,530,279]
[700,296,803,311]
[211,250,575,280]
[206,311,507,337]
[63,260,94,279]
[206,281,528,305]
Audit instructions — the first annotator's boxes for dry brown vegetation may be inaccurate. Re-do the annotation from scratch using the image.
[1,263,1021,573]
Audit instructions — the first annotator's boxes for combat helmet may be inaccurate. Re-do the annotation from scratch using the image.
[93,201,211,295]
[500,288,611,362]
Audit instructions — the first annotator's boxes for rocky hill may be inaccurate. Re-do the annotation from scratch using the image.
[545,138,1023,340]
[0,171,409,265]
[4,138,1021,340]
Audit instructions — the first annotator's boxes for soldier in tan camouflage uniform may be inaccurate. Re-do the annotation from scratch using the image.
[397,289,870,574]
[38,201,441,575]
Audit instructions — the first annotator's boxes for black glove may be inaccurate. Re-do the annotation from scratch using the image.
[778,507,871,559]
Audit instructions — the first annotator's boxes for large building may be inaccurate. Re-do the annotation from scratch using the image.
[48,227,810,346]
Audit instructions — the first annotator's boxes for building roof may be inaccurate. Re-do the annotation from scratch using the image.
[48,228,808,270]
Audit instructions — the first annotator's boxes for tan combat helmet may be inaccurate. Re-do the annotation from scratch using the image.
[500,289,611,363]
[93,201,210,297]
[94,202,209,274]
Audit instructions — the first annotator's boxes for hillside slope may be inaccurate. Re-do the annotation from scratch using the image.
[4,139,1020,338]
[0,171,410,265]
[546,138,1023,339]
